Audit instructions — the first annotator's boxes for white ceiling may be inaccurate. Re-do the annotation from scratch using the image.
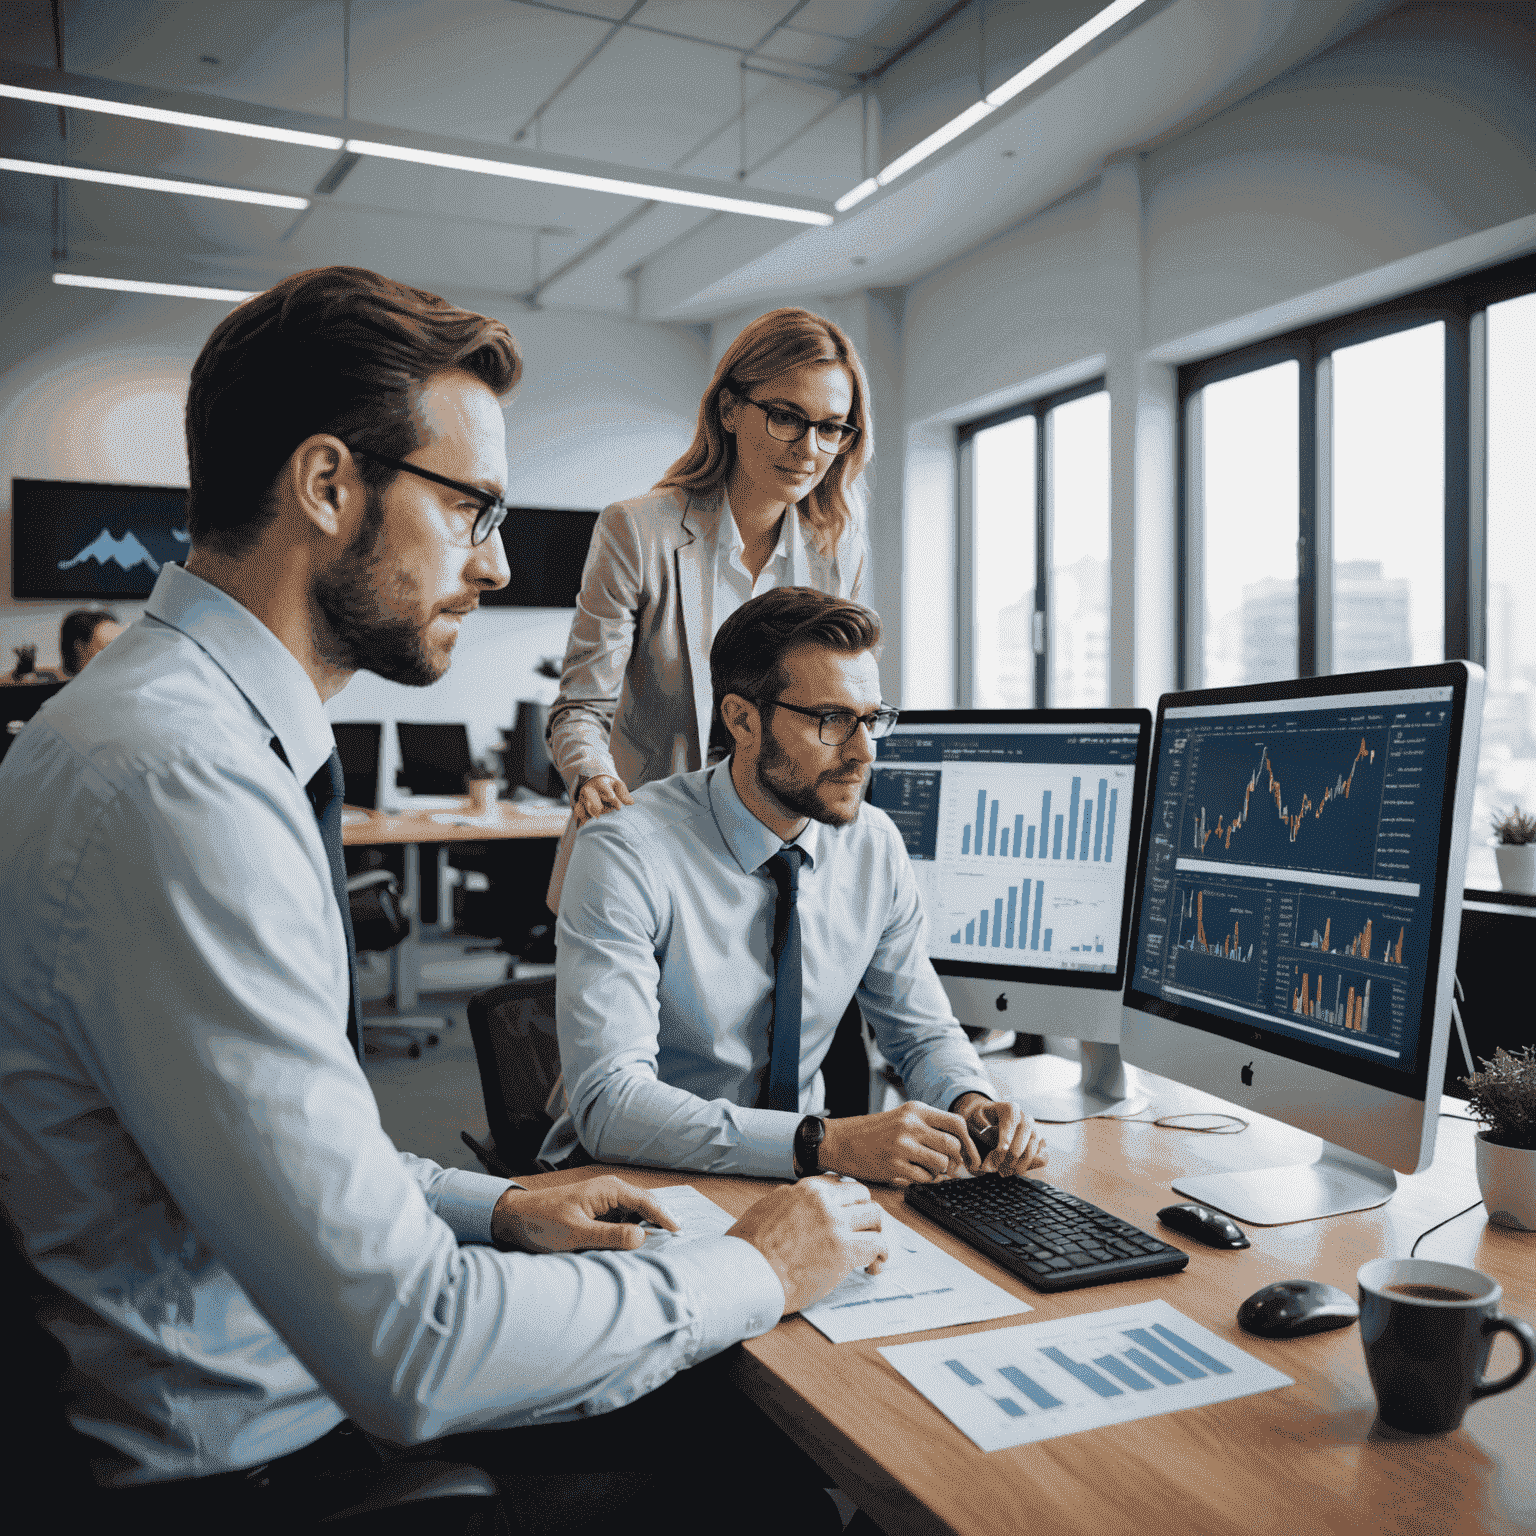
[0,0,1402,320]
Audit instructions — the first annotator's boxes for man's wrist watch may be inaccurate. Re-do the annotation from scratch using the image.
[793,1115,826,1178]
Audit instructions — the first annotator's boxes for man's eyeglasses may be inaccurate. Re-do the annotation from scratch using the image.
[767,699,900,745]
[742,399,861,456]
[354,450,509,546]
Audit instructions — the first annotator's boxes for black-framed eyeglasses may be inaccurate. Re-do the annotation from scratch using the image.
[766,699,900,745]
[354,450,509,546]
[743,399,861,455]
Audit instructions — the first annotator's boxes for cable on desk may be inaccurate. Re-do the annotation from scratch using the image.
[1438,1111,1478,1123]
[1409,1200,1484,1258]
[1086,1110,1249,1134]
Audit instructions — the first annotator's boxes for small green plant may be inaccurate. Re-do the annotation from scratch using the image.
[1490,805,1536,845]
[1461,1045,1536,1151]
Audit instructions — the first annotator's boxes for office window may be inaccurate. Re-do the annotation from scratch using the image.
[1331,322,1444,671]
[961,382,1108,708]
[1047,392,1111,707]
[1192,361,1300,688]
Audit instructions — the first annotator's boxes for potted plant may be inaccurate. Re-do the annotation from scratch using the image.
[1461,1045,1536,1231]
[1490,805,1536,895]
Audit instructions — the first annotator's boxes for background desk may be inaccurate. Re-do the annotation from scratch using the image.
[524,1065,1534,1536]
[343,802,567,1006]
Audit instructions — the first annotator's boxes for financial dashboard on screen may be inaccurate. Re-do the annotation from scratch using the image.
[1126,683,1457,1073]
[869,714,1148,985]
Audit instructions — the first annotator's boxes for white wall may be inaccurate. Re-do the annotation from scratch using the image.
[0,271,709,778]
[896,0,1536,709]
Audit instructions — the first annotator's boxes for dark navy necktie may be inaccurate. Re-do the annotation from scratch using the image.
[305,749,363,1061]
[763,846,806,1113]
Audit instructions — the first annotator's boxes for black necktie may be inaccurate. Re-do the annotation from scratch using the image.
[763,846,806,1113]
[305,749,363,1061]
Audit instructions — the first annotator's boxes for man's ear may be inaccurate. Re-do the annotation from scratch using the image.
[720,692,758,750]
[284,434,358,540]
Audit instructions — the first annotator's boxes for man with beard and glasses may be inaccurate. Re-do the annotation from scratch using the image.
[0,268,891,1536]
[542,586,1050,1188]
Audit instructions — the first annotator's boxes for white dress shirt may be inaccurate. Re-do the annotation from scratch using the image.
[706,496,791,652]
[541,761,996,1175]
[0,564,782,1487]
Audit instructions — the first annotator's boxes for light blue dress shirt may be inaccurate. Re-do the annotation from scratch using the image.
[542,760,996,1175]
[0,565,782,1487]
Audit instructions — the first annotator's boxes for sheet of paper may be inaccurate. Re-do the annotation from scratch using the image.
[879,1300,1293,1451]
[643,1184,738,1244]
[800,1211,1031,1343]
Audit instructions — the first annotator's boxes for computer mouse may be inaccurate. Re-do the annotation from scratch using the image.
[1237,1280,1359,1338]
[1156,1202,1251,1249]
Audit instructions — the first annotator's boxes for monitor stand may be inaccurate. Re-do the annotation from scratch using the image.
[1173,1142,1398,1226]
[1028,1041,1148,1123]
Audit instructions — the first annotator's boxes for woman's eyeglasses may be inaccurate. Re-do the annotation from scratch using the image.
[742,399,861,455]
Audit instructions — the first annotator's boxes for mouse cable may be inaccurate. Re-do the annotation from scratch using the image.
[1083,1110,1249,1134]
[1409,1199,1484,1258]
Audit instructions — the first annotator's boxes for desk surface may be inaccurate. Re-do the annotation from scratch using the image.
[525,1060,1534,1536]
[342,801,568,844]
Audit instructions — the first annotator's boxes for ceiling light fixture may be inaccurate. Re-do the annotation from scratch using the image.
[833,0,1147,214]
[343,139,833,226]
[0,82,344,150]
[1,157,308,209]
[53,273,257,302]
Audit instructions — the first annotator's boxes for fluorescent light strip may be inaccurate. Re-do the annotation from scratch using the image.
[0,82,344,150]
[0,157,308,209]
[833,0,1148,213]
[344,139,832,226]
[986,0,1147,106]
[53,273,256,302]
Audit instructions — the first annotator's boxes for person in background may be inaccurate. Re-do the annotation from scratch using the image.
[60,607,125,675]
[544,307,872,907]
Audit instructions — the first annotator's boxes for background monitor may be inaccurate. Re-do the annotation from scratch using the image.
[1120,663,1485,1225]
[396,722,474,797]
[478,508,598,608]
[12,479,189,600]
[869,709,1152,1121]
[0,681,68,765]
[332,722,383,810]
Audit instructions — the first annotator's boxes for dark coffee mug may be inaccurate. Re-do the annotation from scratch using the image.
[1357,1258,1535,1434]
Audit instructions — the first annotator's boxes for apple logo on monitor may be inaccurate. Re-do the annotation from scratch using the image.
[1241,1061,1254,1086]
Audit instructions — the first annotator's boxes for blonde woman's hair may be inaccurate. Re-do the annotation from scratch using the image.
[656,307,871,554]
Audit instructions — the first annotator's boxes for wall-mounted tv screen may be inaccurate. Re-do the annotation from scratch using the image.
[12,479,190,600]
[481,507,598,608]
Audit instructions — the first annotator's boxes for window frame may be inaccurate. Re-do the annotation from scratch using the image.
[957,374,1107,707]
[1177,251,1536,689]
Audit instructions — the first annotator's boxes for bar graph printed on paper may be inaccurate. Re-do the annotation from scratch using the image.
[879,1301,1291,1453]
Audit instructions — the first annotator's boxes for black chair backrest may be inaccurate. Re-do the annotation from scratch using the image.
[332,722,382,810]
[467,979,562,1174]
[396,722,473,796]
[1,679,68,764]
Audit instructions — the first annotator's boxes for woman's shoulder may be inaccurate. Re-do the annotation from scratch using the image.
[599,485,723,544]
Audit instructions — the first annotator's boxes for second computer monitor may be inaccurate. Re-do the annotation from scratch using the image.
[869,710,1152,1117]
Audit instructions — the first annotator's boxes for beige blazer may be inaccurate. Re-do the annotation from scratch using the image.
[544,485,867,908]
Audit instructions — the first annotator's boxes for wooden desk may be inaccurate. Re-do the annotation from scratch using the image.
[343,801,567,1006]
[523,1064,1534,1536]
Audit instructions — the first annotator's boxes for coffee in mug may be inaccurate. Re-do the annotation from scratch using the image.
[1357,1257,1535,1434]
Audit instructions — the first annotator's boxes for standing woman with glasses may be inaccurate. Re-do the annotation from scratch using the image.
[545,307,872,907]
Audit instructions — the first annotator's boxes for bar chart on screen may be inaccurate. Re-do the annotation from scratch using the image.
[879,1300,1291,1452]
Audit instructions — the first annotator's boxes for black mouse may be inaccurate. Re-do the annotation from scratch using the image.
[1156,1202,1250,1249]
[1237,1280,1359,1338]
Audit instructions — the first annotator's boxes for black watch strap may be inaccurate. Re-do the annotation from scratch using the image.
[793,1115,825,1178]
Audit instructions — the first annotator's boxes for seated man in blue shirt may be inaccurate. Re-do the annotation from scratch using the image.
[543,586,1050,1186]
[0,266,886,1536]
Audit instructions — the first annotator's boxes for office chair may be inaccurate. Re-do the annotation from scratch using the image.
[0,1206,498,1528]
[462,978,563,1177]
[348,869,452,1058]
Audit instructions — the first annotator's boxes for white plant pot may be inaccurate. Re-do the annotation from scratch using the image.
[1475,1132,1536,1231]
[1492,842,1536,895]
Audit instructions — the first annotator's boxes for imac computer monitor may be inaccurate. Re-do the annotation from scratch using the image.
[1120,663,1485,1225]
[869,710,1152,1121]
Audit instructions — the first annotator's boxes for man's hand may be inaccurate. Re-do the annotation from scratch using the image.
[819,1104,983,1187]
[727,1175,889,1316]
[953,1092,1049,1178]
[491,1176,681,1254]
[572,774,634,827]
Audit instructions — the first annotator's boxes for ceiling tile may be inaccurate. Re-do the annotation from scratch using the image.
[348,0,613,144]
[635,1,794,51]
[543,0,639,20]
[741,76,843,172]
[51,179,300,255]
[790,0,909,44]
[754,28,853,68]
[746,92,863,200]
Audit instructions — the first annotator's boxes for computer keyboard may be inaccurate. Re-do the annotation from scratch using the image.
[905,1175,1190,1293]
